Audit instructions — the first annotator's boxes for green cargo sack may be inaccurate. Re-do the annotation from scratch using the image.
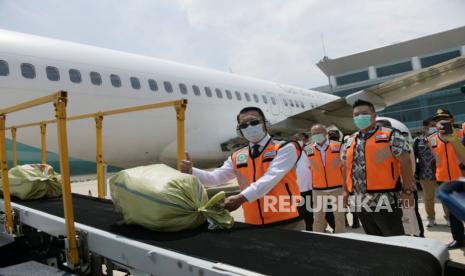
[0,164,62,200]
[109,164,234,232]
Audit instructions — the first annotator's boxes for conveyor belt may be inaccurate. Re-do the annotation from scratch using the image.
[13,194,441,276]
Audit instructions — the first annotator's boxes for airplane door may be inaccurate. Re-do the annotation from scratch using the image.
[266,92,280,116]
[279,94,291,116]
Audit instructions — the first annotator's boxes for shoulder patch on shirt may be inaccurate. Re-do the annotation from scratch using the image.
[431,137,437,147]
[236,153,249,165]
[305,146,314,156]
[344,137,354,148]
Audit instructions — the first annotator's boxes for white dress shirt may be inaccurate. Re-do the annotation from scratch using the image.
[193,134,299,202]
[314,140,330,165]
[296,153,312,192]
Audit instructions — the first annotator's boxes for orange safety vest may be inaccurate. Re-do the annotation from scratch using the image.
[305,141,343,190]
[231,138,301,225]
[428,131,464,182]
[345,127,401,193]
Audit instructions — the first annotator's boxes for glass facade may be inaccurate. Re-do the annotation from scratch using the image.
[336,70,369,86]
[323,46,465,132]
[420,50,461,68]
[378,81,465,129]
[376,60,412,78]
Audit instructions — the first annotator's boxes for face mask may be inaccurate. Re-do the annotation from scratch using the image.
[241,124,266,143]
[427,127,437,135]
[353,114,372,130]
[312,134,326,144]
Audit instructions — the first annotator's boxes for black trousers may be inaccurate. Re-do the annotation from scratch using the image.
[357,205,405,236]
[450,212,465,242]
[298,190,313,231]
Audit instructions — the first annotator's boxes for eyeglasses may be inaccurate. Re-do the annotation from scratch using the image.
[237,119,263,130]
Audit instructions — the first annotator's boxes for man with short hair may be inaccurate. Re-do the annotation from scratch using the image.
[305,124,346,233]
[180,106,305,230]
[413,118,438,227]
[341,99,415,236]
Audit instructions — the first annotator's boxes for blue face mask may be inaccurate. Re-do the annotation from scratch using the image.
[353,114,372,130]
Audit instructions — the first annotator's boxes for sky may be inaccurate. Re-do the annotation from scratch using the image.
[0,0,464,88]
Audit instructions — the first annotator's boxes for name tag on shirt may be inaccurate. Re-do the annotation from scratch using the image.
[262,150,277,162]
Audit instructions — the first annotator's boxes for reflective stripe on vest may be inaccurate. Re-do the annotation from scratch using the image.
[345,127,401,193]
[231,139,301,225]
[428,131,463,182]
[305,141,343,190]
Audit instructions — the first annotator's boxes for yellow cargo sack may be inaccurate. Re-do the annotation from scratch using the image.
[109,164,234,232]
[0,164,62,200]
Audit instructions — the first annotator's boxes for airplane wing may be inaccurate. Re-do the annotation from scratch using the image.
[274,55,465,133]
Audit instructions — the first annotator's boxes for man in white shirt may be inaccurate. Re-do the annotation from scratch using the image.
[180,107,305,230]
[296,145,313,231]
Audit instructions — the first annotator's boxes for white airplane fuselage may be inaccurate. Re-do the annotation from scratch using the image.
[0,29,339,170]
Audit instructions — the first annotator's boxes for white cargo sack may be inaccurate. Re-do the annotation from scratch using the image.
[109,164,234,232]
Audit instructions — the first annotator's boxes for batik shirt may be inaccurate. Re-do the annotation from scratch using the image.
[341,126,410,207]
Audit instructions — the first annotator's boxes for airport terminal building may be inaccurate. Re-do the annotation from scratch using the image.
[313,26,465,132]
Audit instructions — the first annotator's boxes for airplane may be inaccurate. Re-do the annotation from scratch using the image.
[1,29,465,173]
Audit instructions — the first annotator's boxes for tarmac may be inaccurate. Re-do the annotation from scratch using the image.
[70,174,465,266]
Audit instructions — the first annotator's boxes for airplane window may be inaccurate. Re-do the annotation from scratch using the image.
[21,63,36,79]
[294,100,300,108]
[90,72,102,85]
[225,90,232,100]
[179,83,188,95]
[244,92,251,102]
[46,66,60,81]
[148,79,158,91]
[131,77,141,90]
[215,88,223,98]
[253,94,259,103]
[271,97,276,105]
[283,99,288,106]
[262,95,268,104]
[289,100,294,107]
[235,91,242,101]
[164,81,173,93]
[69,69,82,83]
[192,85,201,96]
[0,60,9,76]
[204,87,212,97]
[110,74,121,87]
[300,101,305,108]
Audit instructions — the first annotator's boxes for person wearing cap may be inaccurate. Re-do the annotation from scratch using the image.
[180,106,305,230]
[429,109,465,249]
[413,118,439,227]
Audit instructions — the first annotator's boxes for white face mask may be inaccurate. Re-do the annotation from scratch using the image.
[427,127,437,135]
[241,123,266,143]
